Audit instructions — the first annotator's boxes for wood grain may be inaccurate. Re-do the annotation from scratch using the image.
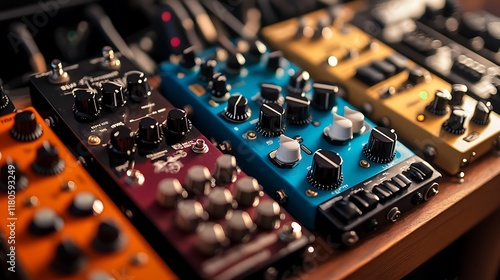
[289,152,500,280]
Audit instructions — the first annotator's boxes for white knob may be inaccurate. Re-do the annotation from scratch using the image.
[276,135,302,164]
[328,113,353,141]
[344,106,365,133]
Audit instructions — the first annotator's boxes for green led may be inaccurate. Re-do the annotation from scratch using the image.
[419,91,428,99]
[67,31,77,42]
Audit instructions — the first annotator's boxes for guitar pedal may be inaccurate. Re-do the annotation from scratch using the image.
[0,108,176,279]
[349,3,500,114]
[29,47,313,278]
[159,43,441,246]
[262,9,500,175]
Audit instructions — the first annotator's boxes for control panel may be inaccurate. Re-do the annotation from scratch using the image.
[28,48,313,278]
[419,1,500,65]
[159,43,441,245]
[350,4,500,114]
[262,9,500,175]
[0,108,177,279]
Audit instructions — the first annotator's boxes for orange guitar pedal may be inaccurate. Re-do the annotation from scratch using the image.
[0,108,177,279]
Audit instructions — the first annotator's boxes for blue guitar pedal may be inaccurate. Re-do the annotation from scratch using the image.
[160,42,442,245]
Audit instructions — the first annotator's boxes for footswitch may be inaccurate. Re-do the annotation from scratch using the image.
[29,48,313,278]
[262,8,500,175]
[0,108,176,279]
[159,44,441,245]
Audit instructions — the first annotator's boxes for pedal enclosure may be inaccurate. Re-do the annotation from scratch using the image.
[29,54,313,279]
[0,108,176,279]
[262,9,500,175]
[160,45,441,245]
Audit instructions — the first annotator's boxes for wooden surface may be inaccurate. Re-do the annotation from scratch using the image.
[291,151,500,280]
[10,90,500,279]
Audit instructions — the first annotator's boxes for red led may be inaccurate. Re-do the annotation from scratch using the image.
[161,11,171,22]
[170,37,181,47]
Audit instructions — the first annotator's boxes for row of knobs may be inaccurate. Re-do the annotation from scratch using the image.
[6,110,66,176]
[274,126,397,191]
[221,82,339,136]
[425,84,493,134]
[153,157,284,254]
[181,40,280,77]
[3,110,128,274]
[30,205,126,274]
[181,45,319,103]
[156,155,240,205]
[73,71,151,121]
[108,108,191,158]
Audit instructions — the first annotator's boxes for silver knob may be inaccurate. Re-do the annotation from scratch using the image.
[226,210,254,242]
[254,201,281,230]
[100,46,121,70]
[196,222,228,255]
[185,165,212,195]
[206,187,233,218]
[213,155,238,184]
[175,200,205,231]
[234,177,261,207]
[48,59,70,84]
[156,178,187,207]
[279,222,303,242]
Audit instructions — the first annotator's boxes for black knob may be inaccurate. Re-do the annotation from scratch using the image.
[180,46,198,69]
[69,192,103,217]
[259,83,283,105]
[32,141,65,175]
[286,71,310,97]
[256,103,286,137]
[306,150,343,190]
[100,81,125,110]
[92,220,125,252]
[313,17,330,39]
[402,68,426,89]
[312,83,338,111]
[108,126,136,159]
[10,110,43,141]
[225,52,246,75]
[247,40,267,62]
[164,108,192,140]
[209,73,230,101]
[29,207,64,235]
[442,107,467,134]
[198,60,217,82]
[0,80,15,116]
[362,127,397,163]
[483,21,500,52]
[450,84,467,106]
[1,160,28,192]
[126,70,151,102]
[51,239,86,274]
[267,50,283,72]
[224,94,251,122]
[459,12,486,38]
[72,88,101,121]
[471,100,493,125]
[136,117,163,151]
[285,95,312,125]
[426,89,451,115]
